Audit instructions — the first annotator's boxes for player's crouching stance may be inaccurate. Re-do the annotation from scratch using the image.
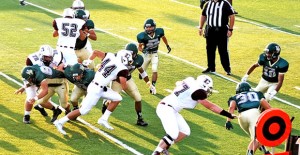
[15,65,65,124]
[152,75,236,155]
[53,49,131,135]
[225,82,271,155]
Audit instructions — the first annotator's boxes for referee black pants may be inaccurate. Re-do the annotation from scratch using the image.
[205,27,231,72]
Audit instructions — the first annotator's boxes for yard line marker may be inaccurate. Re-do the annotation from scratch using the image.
[294,86,300,91]
[0,71,144,155]
[22,2,300,109]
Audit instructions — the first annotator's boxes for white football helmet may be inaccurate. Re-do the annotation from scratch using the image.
[39,45,53,66]
[72,0,85,10]
[116,50,133,68]
[196,75,213,96]
[63,8,74,18]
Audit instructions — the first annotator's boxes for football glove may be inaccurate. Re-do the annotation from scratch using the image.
[268,90,277,100]
[166,45,171,53]
[241,74,249,82]
[147,81,156,95]
[82,59,92,67]
[225,121,233,130]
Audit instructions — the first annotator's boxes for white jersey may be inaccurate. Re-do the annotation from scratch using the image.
[27,51,42,66]
[27,50,64,67]
[93,53,128,86]
[54,17,85,48]
[162,77,204,112]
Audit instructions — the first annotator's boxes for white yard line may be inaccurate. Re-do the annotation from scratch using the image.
[294,86,300,91]
[22,1,300,110]
[171,0,300,37]
[0,71,143,155]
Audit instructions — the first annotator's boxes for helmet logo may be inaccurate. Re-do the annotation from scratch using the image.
[26,69,33,76]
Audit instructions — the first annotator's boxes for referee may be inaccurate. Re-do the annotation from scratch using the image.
[199,0,235,75]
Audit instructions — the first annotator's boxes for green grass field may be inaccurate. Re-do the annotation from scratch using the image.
[0,0,299,154]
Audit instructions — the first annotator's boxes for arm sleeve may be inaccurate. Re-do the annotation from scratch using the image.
[52,20,58,30]
[26,58,33,66]
[191,89,207,100]
[117,69,129,78]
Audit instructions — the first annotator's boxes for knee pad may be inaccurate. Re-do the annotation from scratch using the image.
[162,134,175,146]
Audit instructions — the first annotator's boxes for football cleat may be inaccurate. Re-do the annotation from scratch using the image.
[34,105,48,116]
[98,118,114,130]
[162,149,170,155]
[53,120,66,135]
[51,108,62,122]
[137,119,148,126]
[151,151,161,155]
[23,115,31,124]
[19,0,27,6]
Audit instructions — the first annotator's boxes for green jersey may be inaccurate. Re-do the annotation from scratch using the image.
[64,66,95,91]
[127,54,144,80]
[31,65,64,86]
[228,91,265,113]
[137,28,165,53]
[257,53,289,82]
[75,19,95,50]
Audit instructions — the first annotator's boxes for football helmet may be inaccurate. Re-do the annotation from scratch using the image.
[39,45,53,66]
[144,18,156,34]
[21,66,36,84]
[264,43,281,60]
[74,9,87,20]
[125,43,138,59]
[196,75,213,96]
[63,8,74,18]
[235,82,251,94]
[116,50,133,68]
[72,0,85,10]
[70,63,85,81]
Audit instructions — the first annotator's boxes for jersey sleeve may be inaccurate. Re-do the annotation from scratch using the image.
[257,53,266,66]
[26,58,33,66]
[135,55,144,68]
[117,69,129,78]
[137,32,144,43]
[227,96,235,107]
[191,89,207,100]
[279,59,289,73]
[257,91,265,99]
[156,28,165,37]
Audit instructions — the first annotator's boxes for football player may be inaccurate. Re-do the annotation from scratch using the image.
[152,75,236,155]
[52,8,87,66]
[63,63,95,112]
[241,43,289,101]
[71,0,90,19]
[137,18,171,94]
[102,43,154,126]
[15,45,66,121]
[15,65,65,124]
[73,9,97,70]
[225,82,271,155]
[54,49,131,135]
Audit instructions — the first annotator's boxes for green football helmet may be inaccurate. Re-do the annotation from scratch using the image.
[21,66,36,84]
[74,9,87,20]
[71,63,85,78]
[264,43,281,60]
[235,82,251,94]
[144,18,156,34]
[125,43,138,59]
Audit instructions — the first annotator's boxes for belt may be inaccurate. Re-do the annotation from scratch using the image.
[160,102,172,108]
[92,81,107,91]
[57,45,74,49]
[48,84,63,87]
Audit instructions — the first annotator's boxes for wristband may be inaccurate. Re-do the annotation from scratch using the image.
[228,29,233,32]
[34,96,39,101]
[140,71,148,79]
[220,110,234,119]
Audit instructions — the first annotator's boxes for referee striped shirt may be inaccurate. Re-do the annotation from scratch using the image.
[202,0,234,28]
